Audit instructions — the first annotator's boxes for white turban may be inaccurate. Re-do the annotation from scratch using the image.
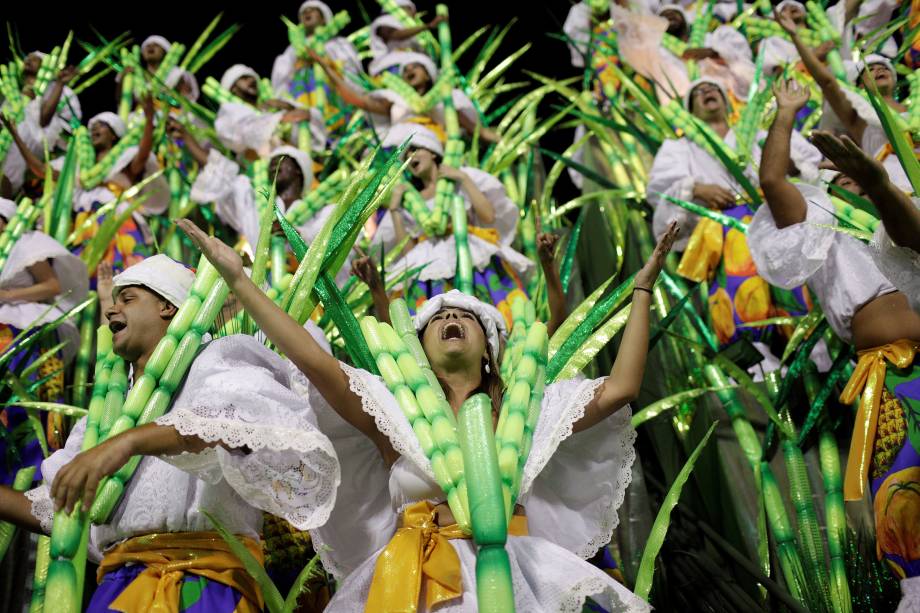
[415,290,507,363]
[776,0,805,13]
[165,67,200,102]
[270,146,313,191]
[683,77,729,111]
[142,35,172,53]
[0,198,17,221]
[220,64,259,92]
[88,112,127,139]
[300,0,334,24]
[395,0,416,11]
[112,254,196,308]
[382,122,444,156]
[819,169,841,185]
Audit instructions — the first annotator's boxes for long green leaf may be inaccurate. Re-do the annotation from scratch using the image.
[864,79,920,194]
[632,387,736,427]
[554,304,631,381]
[282,554,323,613]
[204,510,284,613]
[548,275,617,355]
[634,421,718,600]
[2,401,87,417]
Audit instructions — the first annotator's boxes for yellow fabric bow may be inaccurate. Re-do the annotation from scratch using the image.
[365,500,528,613]
[97,531,264,613]
[839,339,919,501]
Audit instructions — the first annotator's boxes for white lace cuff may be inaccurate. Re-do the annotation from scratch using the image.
[25,486,54,534]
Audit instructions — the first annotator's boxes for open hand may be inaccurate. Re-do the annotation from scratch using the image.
[57,65,78,84]
[177,219,245,285]
[635,221,679,290]
[537,232,560,264]
[810,130,886,186]
[51,433,134,513]
[438,164,466,182]
[693,183,736,209]
[773,7,798,35]
[351,253,384,290]
[772,78,809,111]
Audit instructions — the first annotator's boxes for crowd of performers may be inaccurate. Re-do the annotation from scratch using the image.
[0,0,918,611]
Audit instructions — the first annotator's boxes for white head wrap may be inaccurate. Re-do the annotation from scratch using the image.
[394,0,416,11]
[776,0,805,14]
[300,0,334,24]
[383,123,444,156]
[856,54,897,84]
[658,4,689,24]
[415,290,507,363]
[165,68,200,102]
[819,169,841,185]
[270,146,313,190]
[220,64,260,92]
[141,35,172,53]
[683,77,729,111]
[377,50,438,81]
[0,198,17,221]
[112,254,196,308]
[88,112,127,139]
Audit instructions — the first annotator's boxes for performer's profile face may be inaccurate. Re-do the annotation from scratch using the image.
[407,147,438,177]
[832,174,865,197]
[402,63,431,92]
[106,286,177,362]
[90,122,118,149]
[690,84,725,118]
[142,43,167,65]
[301,7,325,29]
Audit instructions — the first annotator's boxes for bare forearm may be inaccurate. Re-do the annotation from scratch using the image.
[541,259,567,337]
[127,114,155,181]
[388,25,428,41]
[866,179,920,251]
[761,108,807,226]
[40,81,65,127]
[8,126,48,179]
[183,133,210,167]
[459,177,494,224]
[370,286,392,325]
[0,485,42,534]
[126,423,216,456]
[1,279,62,304]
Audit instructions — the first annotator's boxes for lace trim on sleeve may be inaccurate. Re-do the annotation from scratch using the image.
[871,223,920,313]
[339,362,435,481]
[25,486,53,534]
[559,575,652,613]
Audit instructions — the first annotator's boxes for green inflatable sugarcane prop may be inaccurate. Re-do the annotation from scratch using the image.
[908,71,920,135]
[376,0,439,56]
[285,167,348,226]
[435,4,474,294]
[117,47,139,122]
[361,302,471,531]
[686,0,716,79]
[79,120,145,189]
[458,394,516,613]
[738,16,822,47]
[44,327,122,613]
[0,198,41,271]
[0,63,27,164]
[70,291,99,408]
[50,131,79,245]
[87,256,230,524]
[805,1,846,80]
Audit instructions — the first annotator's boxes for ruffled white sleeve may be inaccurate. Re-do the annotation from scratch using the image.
[326,38,362,76]
[452,89,478,126]
[747,183,837,288]
[707,26,752,64]
[25,417,88,534]
[520,376,636,559]
[154,335,340,531]
[871,204,920,313]
[461,166,519,247]
[191,150,260,247]
[271,46,298,94]
[214,102,283,156]
[107,146,170,215]
[647,139,698,248]
[307,362,431,580]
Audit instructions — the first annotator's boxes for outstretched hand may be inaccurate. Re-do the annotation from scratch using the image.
[536,232,560,265]
[810,130,885,186]
[773,7,798,35]
[177,219,245,285]
[773,78,809,111]
[635,221,679,290]
[351,253,384,290]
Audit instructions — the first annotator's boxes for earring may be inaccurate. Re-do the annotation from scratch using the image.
[484,359,491,374]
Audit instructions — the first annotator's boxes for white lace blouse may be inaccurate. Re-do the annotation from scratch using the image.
[747,182,897,342]
[26,335,340,561]
[870,198,920,313]
[300,363,648,612]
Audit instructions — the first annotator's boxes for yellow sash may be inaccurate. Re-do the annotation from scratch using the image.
[365,500,528,613]
[839,340,920,501]
[676,217,723,282]
[418,226,502,246]
[97,531,264,613]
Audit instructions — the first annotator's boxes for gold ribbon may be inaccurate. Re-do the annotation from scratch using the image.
[419,226,502,246]
[365,500,528,613]
[839,339,919,501]
[404,116,448,143]
[97,531,264,613]
[676,217,723,282]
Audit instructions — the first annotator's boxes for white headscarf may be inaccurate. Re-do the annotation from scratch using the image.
[819,168,841,185]
[382,122,444,156]
[856,54,897,84]
[415,290,507,363]
[376,50,438,81]
[220,64,260,92]
[658,4,689,24]
[775,0,805,14]
[142,35,172,53]
[683,77,729,111]
[88,112,126,139]
[394,0,416,11]
[165,68,200,102]
[270,146,313,191]
[0,198,17,221]
[300,0,334,24]
[112,254,196,308]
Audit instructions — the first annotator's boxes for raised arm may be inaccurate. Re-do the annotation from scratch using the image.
[537,232,568,337]
[458,110,500,144]
[310,50,393,115]
[0,261,62,304]
[0,486,42,533]
[166,117,209,167]
[440,165,495,224]
[760,79,810,228]
[775,9,865,143]
[124,96,155,183]
[40,66,77,127]
[574,221,679,432]
[812,131,920,252]
[177,219,393,455]
[0,113,53,180]
[351,253,392,325]
[377,15,445,43]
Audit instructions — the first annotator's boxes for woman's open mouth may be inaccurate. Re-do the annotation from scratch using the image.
[441,322,465,341]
